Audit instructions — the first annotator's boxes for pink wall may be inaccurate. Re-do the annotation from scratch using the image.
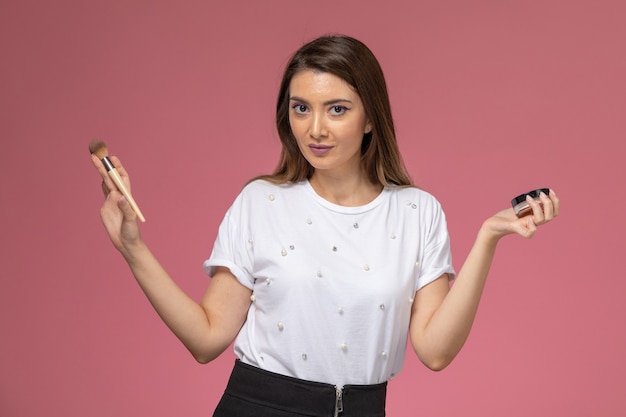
[1,1,624,415]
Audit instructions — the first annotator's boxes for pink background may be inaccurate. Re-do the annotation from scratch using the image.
[1,1,625,416]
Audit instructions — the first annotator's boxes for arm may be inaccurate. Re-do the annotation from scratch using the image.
[409,190,560,371]
[91,154,251,363]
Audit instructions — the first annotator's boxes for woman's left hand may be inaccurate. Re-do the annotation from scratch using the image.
[482,189,560,240]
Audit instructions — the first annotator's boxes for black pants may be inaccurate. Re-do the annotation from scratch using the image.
[213,360,387,417]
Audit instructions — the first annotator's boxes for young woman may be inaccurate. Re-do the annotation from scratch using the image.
[91,35,559,416]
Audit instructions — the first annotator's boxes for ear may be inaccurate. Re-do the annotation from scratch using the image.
[364,121,373,134]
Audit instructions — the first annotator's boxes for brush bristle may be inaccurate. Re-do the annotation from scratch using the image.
[88,140,108,159]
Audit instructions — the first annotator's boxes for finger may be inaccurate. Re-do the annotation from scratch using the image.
[108,155,132,192]
[91,153,108,179]
[526,195,545,224]
[101,180,109,197]
[91,154,117,195]
[109,155,129,179]
[538,191,554,221]
[99,191,128,248]
[549,189,560,217]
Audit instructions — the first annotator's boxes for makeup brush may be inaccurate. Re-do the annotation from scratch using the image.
[89,140,146,222]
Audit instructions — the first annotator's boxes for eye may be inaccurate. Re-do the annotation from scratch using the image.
[292,104,308,114]
[330,105,348,115]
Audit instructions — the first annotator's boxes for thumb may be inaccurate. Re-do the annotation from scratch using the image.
[118,196,138,221]
[518,217,537,239]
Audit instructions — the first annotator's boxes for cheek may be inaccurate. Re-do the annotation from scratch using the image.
[289,121,308,152]
[289,117,304,139]
[343,124,367,145]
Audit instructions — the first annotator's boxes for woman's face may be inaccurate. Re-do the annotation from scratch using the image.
[288,70,371,177]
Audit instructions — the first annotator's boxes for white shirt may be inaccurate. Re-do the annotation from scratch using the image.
[204,180,455,387]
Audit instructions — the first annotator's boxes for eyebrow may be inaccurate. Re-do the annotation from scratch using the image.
[289,96,354,106]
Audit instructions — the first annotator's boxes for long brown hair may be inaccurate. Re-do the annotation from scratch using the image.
[258,35,413,187]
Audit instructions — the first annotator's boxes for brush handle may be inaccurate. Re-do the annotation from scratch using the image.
[107,168,146,223]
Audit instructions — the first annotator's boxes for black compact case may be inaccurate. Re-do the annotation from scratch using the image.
[511,188,550,217]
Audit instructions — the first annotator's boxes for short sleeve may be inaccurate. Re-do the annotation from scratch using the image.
[415,198,455,292]
[202,195,255,290]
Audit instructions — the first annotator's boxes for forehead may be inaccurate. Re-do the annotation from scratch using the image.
[289,70,358,100]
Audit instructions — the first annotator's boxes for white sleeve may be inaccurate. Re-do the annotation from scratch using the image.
[202,195,255,290]
[415,199,455,291]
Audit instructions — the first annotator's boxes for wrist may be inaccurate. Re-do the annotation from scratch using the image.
[120,238,148,264]
[477,223,503,247]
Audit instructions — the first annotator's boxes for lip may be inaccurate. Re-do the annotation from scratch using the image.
[308,144,333,156]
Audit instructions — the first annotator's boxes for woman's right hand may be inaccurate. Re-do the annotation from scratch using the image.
[91,153,251,363]
[90,153,142,254]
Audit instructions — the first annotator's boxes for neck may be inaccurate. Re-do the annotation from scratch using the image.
[309,170,382,207]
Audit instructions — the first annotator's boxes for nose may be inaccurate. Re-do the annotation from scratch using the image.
[309,112,328,139]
